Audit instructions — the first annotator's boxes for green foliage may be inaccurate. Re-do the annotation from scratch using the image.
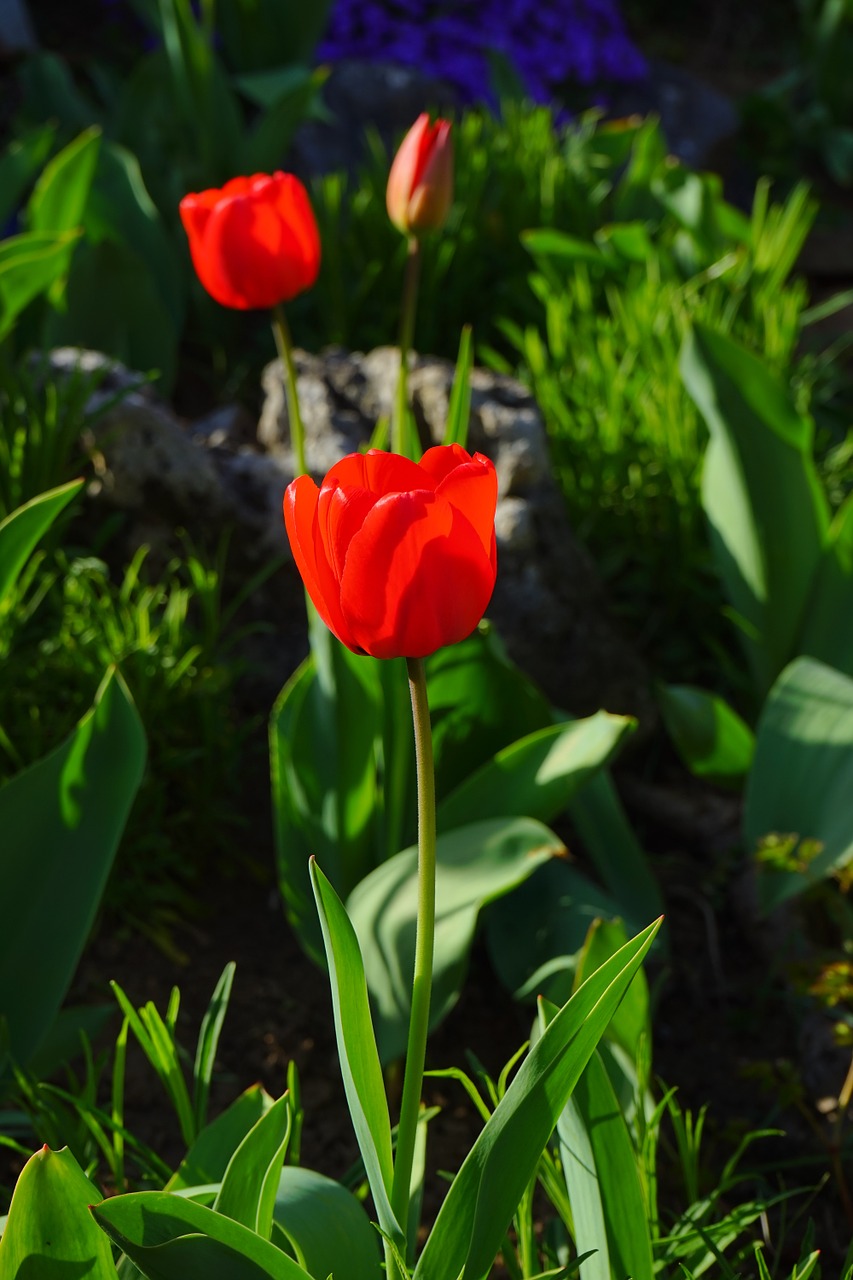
[111,963,235,1149]
[272,1166,381,1280]
[0,668,145,1072]
[745,657,853,911]
[308,106,651,357]
[1,537,262,929]
[0,1145,116,1279]
[347,817,562,1062]
[656,683,756,785]
[412,919,661,1280]
[682,324,853,703]
[272,619,660,1038]
[310,860,402,1253]
[0,352,141,521]
[743,0,853,188]
[9,0,330,391]
[492,140,816,681]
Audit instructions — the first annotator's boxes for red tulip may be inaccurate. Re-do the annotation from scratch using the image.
[386,113,453,238]
[179,172,320,311]
[284,445,498,660]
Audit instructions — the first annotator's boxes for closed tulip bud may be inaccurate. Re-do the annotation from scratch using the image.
[284,444,497,660]
[179,172,320,311]
[386,114,453,238]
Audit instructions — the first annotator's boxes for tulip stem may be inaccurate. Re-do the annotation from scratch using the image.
[391,655,436,1244]
[392,237,422,459]
[272,303,308,478]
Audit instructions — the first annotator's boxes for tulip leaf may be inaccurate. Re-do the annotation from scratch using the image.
[680,324,830,699]
[271,1166,381,1280]
[348,817,563,1063]
[309,859,402,1251]
[214,1093,291,1238]
[270,628,384,964]
[435,711,635,832]
[27,125,102,237]
[745,657,853,912]
[799,490,853,679]
[44,239,180,393]
[0,667,146,1068]
[425,623,552,803]
[91,1190,312,1280]
[0,479,83,605]
[565,771,664,928]
[656,682,755,783]
[413,917,662,1280]
[167,1084,275,1192]
[0,1145,116,1279]
[484,860,624,1008]
[0,230,83,341]
[549,1029,654,1280]
[0,122,56,231]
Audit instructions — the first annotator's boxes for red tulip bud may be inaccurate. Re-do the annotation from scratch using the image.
[386,114,454,238]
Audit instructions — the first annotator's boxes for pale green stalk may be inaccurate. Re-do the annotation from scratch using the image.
[392,237,422,458]
[272,303,307,479]
[391,656,436,1240]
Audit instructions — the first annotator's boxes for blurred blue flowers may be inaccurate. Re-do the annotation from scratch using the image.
[317,0,647,106]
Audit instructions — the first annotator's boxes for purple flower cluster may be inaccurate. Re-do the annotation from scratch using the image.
[316,0,647,106]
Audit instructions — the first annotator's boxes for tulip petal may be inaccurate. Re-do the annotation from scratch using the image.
[325,449,433,497]
[317,479,375,582]
[433,453,499,561]
[283,477,360,651]
[340,490,496,659]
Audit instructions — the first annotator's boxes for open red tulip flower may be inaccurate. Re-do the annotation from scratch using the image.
[179,172,320,311]
[386,113,453,238]
[284,444,498,660]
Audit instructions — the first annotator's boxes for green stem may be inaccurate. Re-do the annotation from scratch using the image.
[391,656,436,1241]
[272,303,307,478]
[392,237,422,458]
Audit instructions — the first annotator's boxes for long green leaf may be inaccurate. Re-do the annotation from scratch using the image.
[0,668,146,1066]
[193,961,236,1132]
[91,1190,312,1280]
[680,324,830,698]
[309,859,402,1251]
[436,713,635,831]
[565,771,664,928]
[557,1046,654,1280]
[413,917,662,1280]
[348,817,562,1062]
[214,1094,291,1239]
[0,479,83,606]
[167,1084,274,1192]
[485,861,623,1008]
[656,683,754,783]
[0,229,82,339]
[799,490,853,678]
[0,1145,116,1278]
[745,656,853,911]
[272,1166,381,1280]
[27,126,102,235]
[270,630,383,963]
